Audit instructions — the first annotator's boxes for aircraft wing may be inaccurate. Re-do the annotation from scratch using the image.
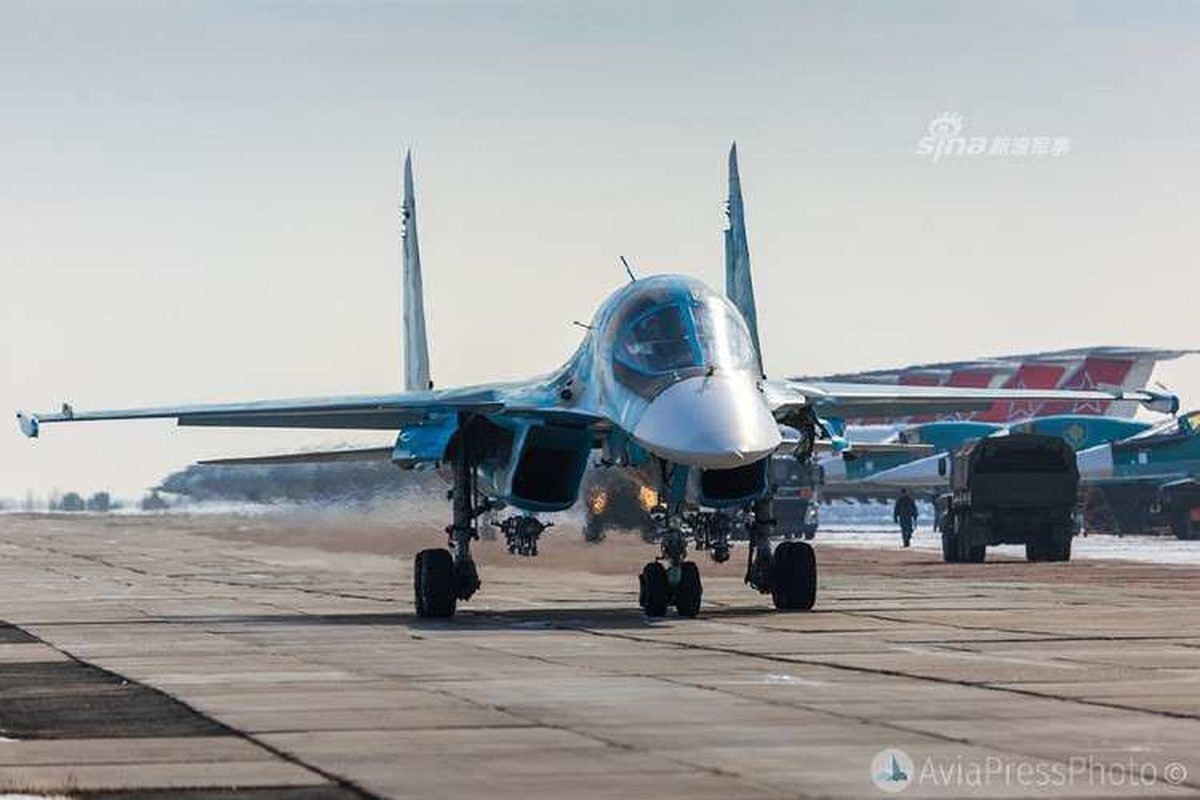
[840,442,937,457]
[17,384,607,439]
[853,452,949,490]
[766,381,1179,420]
[1082,474,1192,487]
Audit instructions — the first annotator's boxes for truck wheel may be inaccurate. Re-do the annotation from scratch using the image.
[961,541,986,563]
[1173,510,1197,541]
[955,537,984,563]
[1047,538,1072,562]
[1026,539,1067,562]
[941,533,959,563]
[951,522,984,562]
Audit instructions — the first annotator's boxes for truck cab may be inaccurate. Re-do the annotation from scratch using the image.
[771,456,822,539]
[939,433,1079,563]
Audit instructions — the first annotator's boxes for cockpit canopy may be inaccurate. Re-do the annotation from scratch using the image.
[607,278,757,396]
[1124,409,1200,442]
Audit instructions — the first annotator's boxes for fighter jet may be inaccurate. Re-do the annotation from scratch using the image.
[17,146,1178,618]
[809,346,1197,504]
[832,411,1200,540]
[822,413,1157,497]
[1077,410,1200,539]
[804,346,1196,424]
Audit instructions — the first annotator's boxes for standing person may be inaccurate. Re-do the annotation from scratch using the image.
[893,489,918,547]
[932,493,951,533]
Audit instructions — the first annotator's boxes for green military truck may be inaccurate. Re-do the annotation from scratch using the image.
[938,433,1079,563]
[771,456,821,539]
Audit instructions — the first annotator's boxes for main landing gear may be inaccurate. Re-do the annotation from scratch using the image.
[744,498,817,612]
[414,440,482,619]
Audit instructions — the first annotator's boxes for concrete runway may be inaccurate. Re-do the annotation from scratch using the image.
[1,514,1200,798]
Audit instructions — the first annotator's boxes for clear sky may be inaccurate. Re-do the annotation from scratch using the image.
[2,1,1197,501]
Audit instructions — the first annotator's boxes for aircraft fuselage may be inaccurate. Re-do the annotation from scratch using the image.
[468,274,781,513]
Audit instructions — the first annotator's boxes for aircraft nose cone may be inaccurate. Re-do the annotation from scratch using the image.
[632,375,780,469]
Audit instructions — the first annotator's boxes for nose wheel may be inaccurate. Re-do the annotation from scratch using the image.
[638,562,670,617]
[638,560,704,618]
[674,562,702,617]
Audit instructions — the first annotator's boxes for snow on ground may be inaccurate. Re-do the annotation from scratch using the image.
[817,523,1200,565]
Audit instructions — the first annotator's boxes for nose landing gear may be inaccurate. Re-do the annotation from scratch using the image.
[638,557,704,618]
[638,512,704,618]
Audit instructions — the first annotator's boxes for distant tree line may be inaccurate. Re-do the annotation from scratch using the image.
[48,491,117,512]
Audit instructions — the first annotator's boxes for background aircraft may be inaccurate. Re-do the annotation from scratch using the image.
[813,347,1196,506]
[823,414,1154,491]
[822,412,1158,493]
[824,409,1200,541]
[17,147,1177,619]
[801,346,1195,424]
[1078,410,1200,539]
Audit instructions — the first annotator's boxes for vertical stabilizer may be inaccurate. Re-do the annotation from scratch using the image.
[402,150,432,391]
[724,143,764,376]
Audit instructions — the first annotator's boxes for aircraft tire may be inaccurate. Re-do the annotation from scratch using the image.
[674,562,702,618]
[639,562,669,617]
[963,544,986,563]
[771,541,817,611]
[414,548,457,619]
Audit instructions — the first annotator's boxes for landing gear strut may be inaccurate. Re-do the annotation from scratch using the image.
[745,498,817,611]
[414,432,483,619]
[693,511,732,563]
[745,498,776,592]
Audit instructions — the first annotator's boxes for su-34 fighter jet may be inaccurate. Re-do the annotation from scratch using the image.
[17,146,1178,619]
